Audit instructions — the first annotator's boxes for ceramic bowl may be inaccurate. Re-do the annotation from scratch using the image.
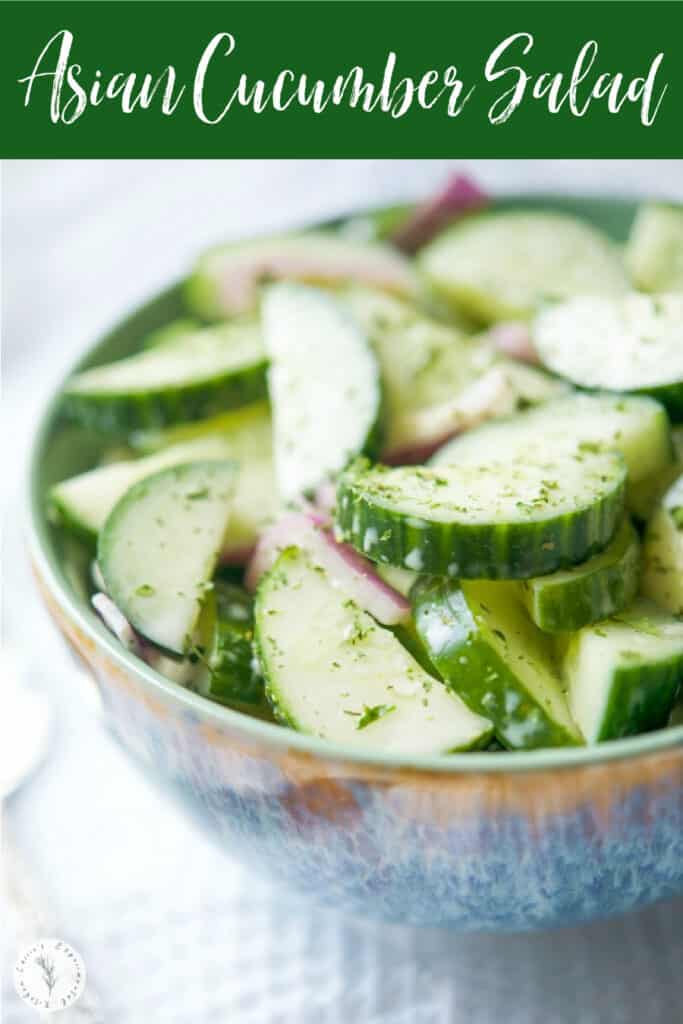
[29,195,683,931]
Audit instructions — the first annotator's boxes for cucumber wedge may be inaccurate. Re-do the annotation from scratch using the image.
[186,232,417,319]
[199,582,265,708]
[412,578,581,749]
[625,203,683,292]
[336,450,626,580]
[49,427,278,558]
[519,519,640,633]
[642,475,683,615]
[563,599,683,743]
[432,393,673,487]
[98,461,236,654]
[419,211,628,323]
[262,283,382,501]
[533,293,683,421]
[255,546,493,754]
[63,320,267,434]
[345,287,569,459]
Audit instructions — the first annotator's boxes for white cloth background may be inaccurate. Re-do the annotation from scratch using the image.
[2,160,683,1023]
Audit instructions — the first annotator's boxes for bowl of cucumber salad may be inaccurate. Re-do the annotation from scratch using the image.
[30,183,683,930]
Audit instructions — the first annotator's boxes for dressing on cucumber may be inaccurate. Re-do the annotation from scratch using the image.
[255,546,493,754]
[345,287,568,459]
[98,461,236,654]
[533,293,683,421]
[412,577,581,749]
[431,392,673,487]
[263,283,382,500]
[563,600,683,743]
[419,210,628,323]
[642,475,683,616]
[187,231,417,319]
[336,450,626,579]
[519,519,640,634]
[625,203,683,292]
[64,320,267,434]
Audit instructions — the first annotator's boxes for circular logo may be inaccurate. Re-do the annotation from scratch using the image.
[14,938,86,1014]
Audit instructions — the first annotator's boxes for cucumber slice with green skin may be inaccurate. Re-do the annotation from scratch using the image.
[412,578,581,749]
[627,426,683,521]
[98,461,236,655]
[563,599,683,743]
[642,475,683,616]
[519,519,640,634]
[63,320,267,435]
[533,293,683,421]
[199,582,264,708]
[336,450,626,580]
[263,283,382,501]
[129,401,271,454]
[419,211,628,324]
[49,430,279,559]
[255,546,493,754]
[344,288,568,460]
[186,232,417,320]
[625,203,683,292]
[432,393,673,487]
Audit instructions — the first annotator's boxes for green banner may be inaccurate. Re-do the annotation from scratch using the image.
[1,1,681,157]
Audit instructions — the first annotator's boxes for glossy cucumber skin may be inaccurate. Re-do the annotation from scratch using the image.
[62,360,267,436]
[336,462,626,580]
[520,519,640,633]
[597,657,683,742]
[205,583,264,708]
[411,578,581,749]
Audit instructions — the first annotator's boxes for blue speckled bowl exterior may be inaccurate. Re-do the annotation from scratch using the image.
[39,579,683,931]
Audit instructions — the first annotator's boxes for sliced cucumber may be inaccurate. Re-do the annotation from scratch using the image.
[255,546,493,754]
[344,287,568,459]
[186,231,417,319]
[345,287,493,454]
[49,428,278,557]
[412,578,581,749]
[199,582,264,708]
[625,203,683,292]
[627,426,683,521]
[533,293,683,421]
[432,393,673,487]
[336,450,626,580]
[63,320,267,434]
[563,599,683,743]
[519,519,640,633]
[129,400,271,454]
[642,475,683,616]
[419,211,628,323]
[262,283,381,501]
[98,461,236,654]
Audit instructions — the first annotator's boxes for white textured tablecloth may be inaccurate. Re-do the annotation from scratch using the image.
[2,160,683,1023]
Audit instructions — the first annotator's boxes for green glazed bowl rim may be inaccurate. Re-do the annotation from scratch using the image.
[28,192,683,775]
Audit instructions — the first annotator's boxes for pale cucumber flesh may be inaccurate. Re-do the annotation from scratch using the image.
[255,546,493,754]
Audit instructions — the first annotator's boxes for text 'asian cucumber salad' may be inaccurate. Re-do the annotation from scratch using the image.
[49,178,683,755]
